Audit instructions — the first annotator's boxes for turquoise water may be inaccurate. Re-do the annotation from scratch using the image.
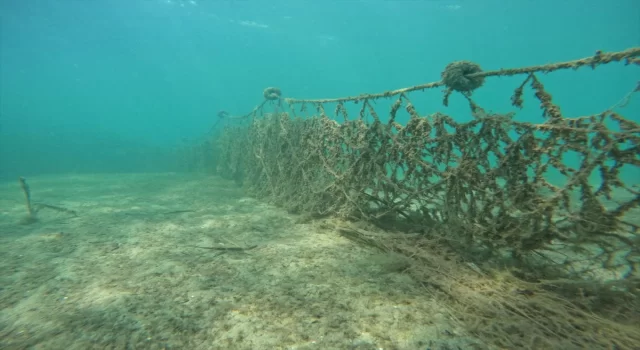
[0,0,638,181]
[1,2,639,348]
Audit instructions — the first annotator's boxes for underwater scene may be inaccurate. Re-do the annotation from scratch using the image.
[1,1,639,349]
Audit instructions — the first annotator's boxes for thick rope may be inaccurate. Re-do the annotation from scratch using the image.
[279,47,640,105]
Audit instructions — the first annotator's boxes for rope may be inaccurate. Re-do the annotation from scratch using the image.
[278,47,640,105]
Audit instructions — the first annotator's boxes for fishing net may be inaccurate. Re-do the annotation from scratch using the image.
[181,48,640,349]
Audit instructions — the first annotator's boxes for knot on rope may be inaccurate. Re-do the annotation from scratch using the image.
[263,87,282,101]
[441,61,484,92]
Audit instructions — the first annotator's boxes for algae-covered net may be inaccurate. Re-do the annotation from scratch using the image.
[181,48,640,349]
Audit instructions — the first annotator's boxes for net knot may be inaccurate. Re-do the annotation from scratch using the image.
[263,87,282,101]
[441,61,485,92]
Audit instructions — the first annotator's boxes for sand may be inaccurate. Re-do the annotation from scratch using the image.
[0,173,481,350]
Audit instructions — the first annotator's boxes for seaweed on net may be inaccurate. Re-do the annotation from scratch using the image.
[182,47,640,349]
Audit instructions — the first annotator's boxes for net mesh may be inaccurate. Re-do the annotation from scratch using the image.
[180,48,640,349]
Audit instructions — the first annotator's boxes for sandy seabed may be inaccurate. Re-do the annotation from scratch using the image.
[0,173,480,350]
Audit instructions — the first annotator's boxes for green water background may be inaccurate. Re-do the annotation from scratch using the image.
[0,0,638,184]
